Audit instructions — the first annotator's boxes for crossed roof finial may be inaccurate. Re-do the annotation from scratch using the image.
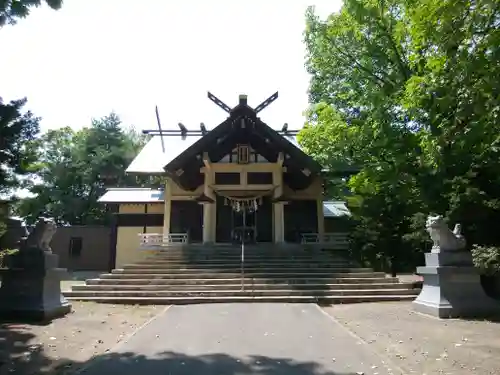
[207,92,279,114]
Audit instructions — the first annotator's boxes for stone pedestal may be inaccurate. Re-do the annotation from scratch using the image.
[413,251,500,318]
[0,250,71,321]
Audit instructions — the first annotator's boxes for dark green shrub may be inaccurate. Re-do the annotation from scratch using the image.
[0,248,18,268]
[472,245,500,276]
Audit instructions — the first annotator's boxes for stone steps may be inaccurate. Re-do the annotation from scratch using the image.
[124,262,351,269]
[85,277,399,285]
[66,288,419,298]
[63,295,417,304]
[113,267,373,274]
[131,259,351,264]
[72,282,415,291]
[100,272,386,279]
[64,245,418,304]
[143,250,342,257]
[143,256,344,261]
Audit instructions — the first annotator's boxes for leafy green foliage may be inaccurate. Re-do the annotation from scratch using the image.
[472,245,500,276]
[0,0,62,26]
[0,248,18,268]
[0,98,40,195]
[15,113,156,225]
[300,0,500,274]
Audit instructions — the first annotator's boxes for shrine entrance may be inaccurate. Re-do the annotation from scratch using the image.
[215,194,273,243]
[232,209,256,244]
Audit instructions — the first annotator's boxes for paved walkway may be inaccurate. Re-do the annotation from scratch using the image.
[79,303,400,375]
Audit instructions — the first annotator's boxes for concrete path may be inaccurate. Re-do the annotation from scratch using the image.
[79,303,400,375]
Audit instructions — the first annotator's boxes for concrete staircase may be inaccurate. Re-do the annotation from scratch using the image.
[63,244,420,304]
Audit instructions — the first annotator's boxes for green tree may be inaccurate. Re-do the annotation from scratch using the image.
[16,113,154,225]
[301,1,426,275]
[0,98,40,243]
[402,0,500,246]
[300,0,500,274]
[1,0,63,237]
[0,97,40,194]
[0,0,62,26]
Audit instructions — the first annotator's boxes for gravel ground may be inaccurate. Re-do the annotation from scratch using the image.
[323,302,500,375]
[0,302,165,375]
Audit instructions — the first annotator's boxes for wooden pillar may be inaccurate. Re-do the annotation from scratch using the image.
[272,167,285,243]
[203,168,216,243]
[163,178,172,236]
[317,198,325,240]
[273,203,285,243]
[108,212,118,271]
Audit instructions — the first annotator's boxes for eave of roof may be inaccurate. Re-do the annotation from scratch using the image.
[125,135,202,174]
[98,188,164,203]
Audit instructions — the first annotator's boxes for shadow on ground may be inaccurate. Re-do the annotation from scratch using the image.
[0,323,359,375]
[0,321,52,375]
[69,351,367,375]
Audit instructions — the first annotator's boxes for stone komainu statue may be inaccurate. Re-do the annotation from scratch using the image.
[24,217,57,253]
[426,215,466,253]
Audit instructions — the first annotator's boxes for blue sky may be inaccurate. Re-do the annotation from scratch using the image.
[0,0,341,133]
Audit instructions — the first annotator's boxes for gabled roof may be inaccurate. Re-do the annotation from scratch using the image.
[124,94,358,187]
[124,131,311,175]
[163,97,322,174]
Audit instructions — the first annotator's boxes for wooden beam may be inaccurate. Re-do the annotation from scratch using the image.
[178,123,188,135]
[277,152,284,166]
[255,92,279,113]
[155,106,165,152]
[207,92,231,113]
[203,152,211,168]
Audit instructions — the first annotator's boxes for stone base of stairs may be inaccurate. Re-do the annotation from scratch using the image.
[63,295,418,304]
[64,245,420,304]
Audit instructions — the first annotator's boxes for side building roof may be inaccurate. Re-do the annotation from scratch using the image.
[323,201,351,217]
[99,188,351,217]
[98,188,164,203]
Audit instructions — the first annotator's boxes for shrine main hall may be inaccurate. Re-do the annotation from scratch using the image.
[99,93,353,268]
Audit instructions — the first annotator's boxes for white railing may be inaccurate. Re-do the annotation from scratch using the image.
[301,232,349,249]
[138,233,189,248]
[139,233,164,247]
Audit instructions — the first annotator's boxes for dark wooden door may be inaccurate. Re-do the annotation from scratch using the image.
[284,200,318,243]
[171,201,203,242]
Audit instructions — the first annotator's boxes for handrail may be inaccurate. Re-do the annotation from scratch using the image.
[301,232,349,248]
[138,233,189,248]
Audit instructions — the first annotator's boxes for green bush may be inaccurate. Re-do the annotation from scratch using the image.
[472,245,500,276]
[0,248,18,268]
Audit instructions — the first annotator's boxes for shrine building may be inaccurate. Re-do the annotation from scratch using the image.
[99,93,354,268]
